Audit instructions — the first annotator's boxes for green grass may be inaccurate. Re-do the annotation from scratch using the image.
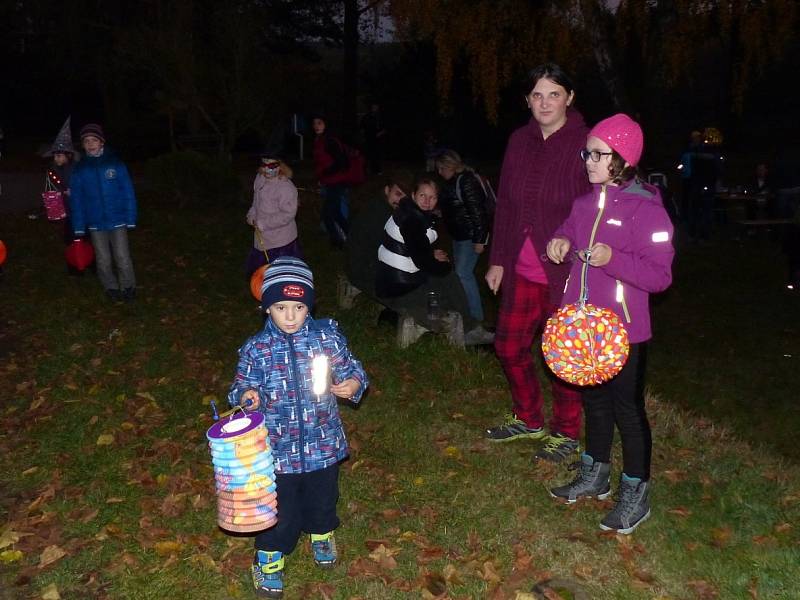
[1,167,799,599]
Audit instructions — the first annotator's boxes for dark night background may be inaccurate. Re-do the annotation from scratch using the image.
[2,1,799,184]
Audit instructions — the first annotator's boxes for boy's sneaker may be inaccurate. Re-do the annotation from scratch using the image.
[105,289,122,302]
[549,453,611,503]
[310,531,337,568]
[600,474,651,535]
[534,433,580,463]
[122,287,136,303]
[252,550,284,598]
[485,413,546,442]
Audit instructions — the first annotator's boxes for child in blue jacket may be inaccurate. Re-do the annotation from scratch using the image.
[69,123,138,302]
[228,257,368,598]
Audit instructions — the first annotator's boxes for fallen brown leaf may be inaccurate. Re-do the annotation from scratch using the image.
[687,579,719,598]
[39,545,66,568]
[710,526,732,548]
[667,506,692,517]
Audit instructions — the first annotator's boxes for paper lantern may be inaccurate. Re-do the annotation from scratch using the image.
[0,240,6,266]
[250,264,268,301]
[207,410,278,533]
[542,303,629,386]
[65,239,95,271]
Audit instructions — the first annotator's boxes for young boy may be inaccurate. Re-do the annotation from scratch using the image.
[68,123,138,302]
[227,257,368,598]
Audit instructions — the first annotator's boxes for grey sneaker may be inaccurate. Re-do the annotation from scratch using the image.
[464,325,495,346]
[534,433,581,463]
[550,453,611,503]
[600,474,651,534]
[485,413,547,442]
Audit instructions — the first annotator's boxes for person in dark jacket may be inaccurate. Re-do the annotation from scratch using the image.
[42,117,79,250]
[376,177,494,345]
[345,171,412,294]
[360,103,386,175]
[69,123,138,302]
[436,149,491,324]
[312,116,350,247]
[484,63,590,462]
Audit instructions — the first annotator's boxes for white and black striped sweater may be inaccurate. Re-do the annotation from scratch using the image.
[376,196,451,297]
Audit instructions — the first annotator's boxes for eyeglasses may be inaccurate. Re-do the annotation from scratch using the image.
[581,149,613,162]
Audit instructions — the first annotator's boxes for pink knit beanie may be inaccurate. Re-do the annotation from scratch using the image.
[588,113,643,166]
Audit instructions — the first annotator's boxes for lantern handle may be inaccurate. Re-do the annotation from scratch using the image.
[253,226,270,266]
[577,184,607,307]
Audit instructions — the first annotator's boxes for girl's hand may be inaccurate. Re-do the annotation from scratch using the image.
[546,237,571,264]
[433,249,449,262]
[588,243,612,267]
[240,389,260,410]
[473,243,486,254]
[330,378,360,400]
[485,265,504,294]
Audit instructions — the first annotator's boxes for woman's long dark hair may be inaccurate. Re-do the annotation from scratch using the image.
[522,63,575,96]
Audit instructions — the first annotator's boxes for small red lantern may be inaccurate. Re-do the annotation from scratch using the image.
[250,264,268,301]
[542,303,630,386]
[65,239,95,271]
[0,240,7,266]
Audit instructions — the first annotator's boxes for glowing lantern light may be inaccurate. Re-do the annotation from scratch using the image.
[542,303,630,386]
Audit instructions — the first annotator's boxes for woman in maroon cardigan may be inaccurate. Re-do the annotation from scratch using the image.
[484,63,591,463]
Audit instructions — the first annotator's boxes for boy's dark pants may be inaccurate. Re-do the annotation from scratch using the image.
[582,343,652,481]
[254,464,340,554]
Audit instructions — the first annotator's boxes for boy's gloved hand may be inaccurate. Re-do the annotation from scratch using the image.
[239,389,260,410]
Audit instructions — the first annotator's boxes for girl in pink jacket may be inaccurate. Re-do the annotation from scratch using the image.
[245,158,303,276]
[546,114,674,534]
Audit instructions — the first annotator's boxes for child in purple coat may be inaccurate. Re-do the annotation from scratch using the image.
[546,114,674,534]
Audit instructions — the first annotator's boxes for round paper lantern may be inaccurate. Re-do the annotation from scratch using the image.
[65,239,95,271]
[0,240,6,266]
[542,303,630,386]
[250,264,268,301]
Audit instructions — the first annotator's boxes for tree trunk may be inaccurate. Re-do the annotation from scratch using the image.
[579,0,630,112]
[342,0,360,139]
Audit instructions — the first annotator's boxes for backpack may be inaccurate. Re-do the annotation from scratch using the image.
[456,172,497,221]
[338,141,366,187]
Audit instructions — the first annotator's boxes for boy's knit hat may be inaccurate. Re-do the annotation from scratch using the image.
[80,123,106,143]
[588,113,643,167]
[44,117,74,156]
[261,257,315,311]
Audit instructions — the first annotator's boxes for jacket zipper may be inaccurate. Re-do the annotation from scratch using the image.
[578,185,606,303]
[286,335,306,473]
[615,280,632,323]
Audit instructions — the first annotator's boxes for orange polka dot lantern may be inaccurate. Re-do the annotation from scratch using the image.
[542,302,630,386]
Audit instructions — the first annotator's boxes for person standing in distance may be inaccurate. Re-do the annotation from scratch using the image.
[69,124,138,302]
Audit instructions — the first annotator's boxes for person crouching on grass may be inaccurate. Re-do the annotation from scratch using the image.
[546,114,674,534]
[227,257,368,598]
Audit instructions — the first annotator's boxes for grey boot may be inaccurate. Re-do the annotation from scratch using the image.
[600,473,651,534]
[549,453,611,503]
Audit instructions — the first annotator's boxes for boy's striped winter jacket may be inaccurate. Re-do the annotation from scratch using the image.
[228,316,367,474]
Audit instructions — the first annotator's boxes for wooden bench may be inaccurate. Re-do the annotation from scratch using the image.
[337,274,465,348]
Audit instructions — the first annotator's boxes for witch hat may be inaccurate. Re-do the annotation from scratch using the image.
[44,117,74,156]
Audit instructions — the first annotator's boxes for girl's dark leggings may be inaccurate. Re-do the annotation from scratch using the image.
[582,343,652,480]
